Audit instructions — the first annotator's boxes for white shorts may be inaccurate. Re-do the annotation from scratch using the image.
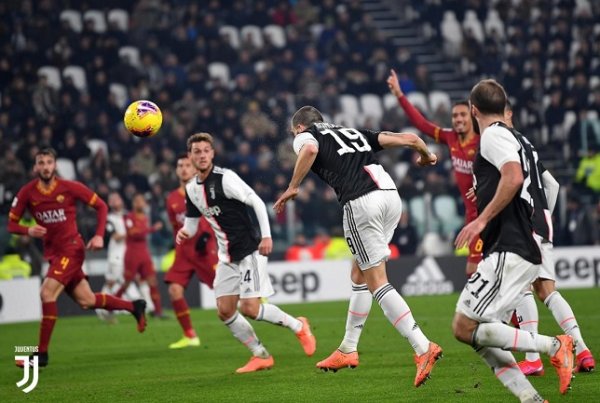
[105,259,124,282]
[456,251,540,323]
[537,242,555,281]
[343,190,401,270]
[213,251,275,299]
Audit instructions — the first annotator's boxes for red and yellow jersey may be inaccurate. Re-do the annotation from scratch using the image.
[124,211,152,250]
[8,178,107,259]
[166,187,214,244]
[398,96,479,222]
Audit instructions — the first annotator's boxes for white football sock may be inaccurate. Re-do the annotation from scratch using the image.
[476,347,542,401]
[545,291,588,354]
[256,303,303,333]
[474,322,558,355]
[224,312,269,358]
[339,282,372,353]
[515,291,541,362]
[373,283,429,355]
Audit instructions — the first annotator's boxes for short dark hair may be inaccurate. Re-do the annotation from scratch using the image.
[35,147,58,160]
[292,106,324,129]
[453,100,469,108]
[469,79,507,115]
[177,152,190,161]
[187,132,214,151]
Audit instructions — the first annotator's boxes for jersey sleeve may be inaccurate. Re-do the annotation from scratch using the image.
[359,128,383,152]
[293,132,319,155]
[185,188,202,218]
[480,126,521,171]
[398,96,450,144]
[7,187,30,235]
[67,181,108,237]
[222,170,255,203]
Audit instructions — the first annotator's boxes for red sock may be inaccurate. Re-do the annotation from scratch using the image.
[39,302,58,353]
[114,285,126,298]
[172,298,196,338]
[94,293,134,312]
[149,285,162,315]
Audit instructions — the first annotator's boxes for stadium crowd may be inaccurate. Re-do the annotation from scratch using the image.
[0,0,599,264]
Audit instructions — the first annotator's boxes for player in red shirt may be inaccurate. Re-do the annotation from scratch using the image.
[387,69,482,276]
[165,154,218,349]
[115,193,164,317]
[8,148,147,368]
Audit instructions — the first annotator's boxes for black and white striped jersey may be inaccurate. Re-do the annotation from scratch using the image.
[185,166,260,263]
[106,211,126,264]
[473,122,548,264]
[293,122,397,205]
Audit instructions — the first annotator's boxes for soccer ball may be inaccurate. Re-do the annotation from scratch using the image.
[123,100,162,138]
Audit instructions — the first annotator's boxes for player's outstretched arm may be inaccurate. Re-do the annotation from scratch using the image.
[387,69,444,141]
[273,142,318,213]
[378,131,437,166]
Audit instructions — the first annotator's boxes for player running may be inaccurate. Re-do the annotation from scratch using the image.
[177,132,316,373]
[8,148,146,368]
[453,79,574,401]
[387,69,482,276]
[165,154,218,349]
[274,106,442,387]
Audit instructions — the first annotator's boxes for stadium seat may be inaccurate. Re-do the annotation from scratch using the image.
[83,10,107,33]
[263,25,286,48]
[409,196,427,236]
[441,11,463,57]
[420,232,452,256]
[56,158,77,180]
[76,157,90,173]
[63,65,87,92]
[432,195,463,236]
[383,93,398,111]
[118,46,141,68]
[360,94,383,121]
[333,113,357,128]
[107,9,129,31]
[340,94,360,117]
[219,25,240,49]
[87,139,109,158]
[428,91,451,113]
[393,162,410,181]
[208,62,230,84]
[60,9,82,32]
[109,83,128,109]
[484,9,505,39]
[38,66,62,90]
[462,10,485,43]
[562,111,577,139]
[240,25,263,48]
[406,92,429,115]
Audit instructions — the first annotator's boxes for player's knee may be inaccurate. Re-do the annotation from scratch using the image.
[40,286,56,303]
[77,294,97,309]
[239,301,260,319]
[350,266,365,284]
[532,279,554,302]
[168,284,184,300]
[217,302,236,321]
[452,314,472,344]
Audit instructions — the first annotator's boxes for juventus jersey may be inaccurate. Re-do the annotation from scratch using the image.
[293,123,397,205]
[106,211,126,264]
[473,122,547,264]
[185,166,260,263]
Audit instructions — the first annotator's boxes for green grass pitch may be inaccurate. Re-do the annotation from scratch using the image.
[1,289,598,402]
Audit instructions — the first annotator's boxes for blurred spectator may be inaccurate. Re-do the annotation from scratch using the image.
[285,234,317,261]
[392,210,419,255]
[575,146,600,199]
[557,195,599,245]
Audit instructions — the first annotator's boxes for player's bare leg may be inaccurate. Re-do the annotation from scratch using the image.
[533,278,595,373]
[241,297,316,356]
[72,279,147,333]
[362,262,442,387]
[217,295,273,373]
[317,261,370,371]
[168,283,200,348]
[453,312,574,395]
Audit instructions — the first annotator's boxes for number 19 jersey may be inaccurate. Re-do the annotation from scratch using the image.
[293,123,396,205]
